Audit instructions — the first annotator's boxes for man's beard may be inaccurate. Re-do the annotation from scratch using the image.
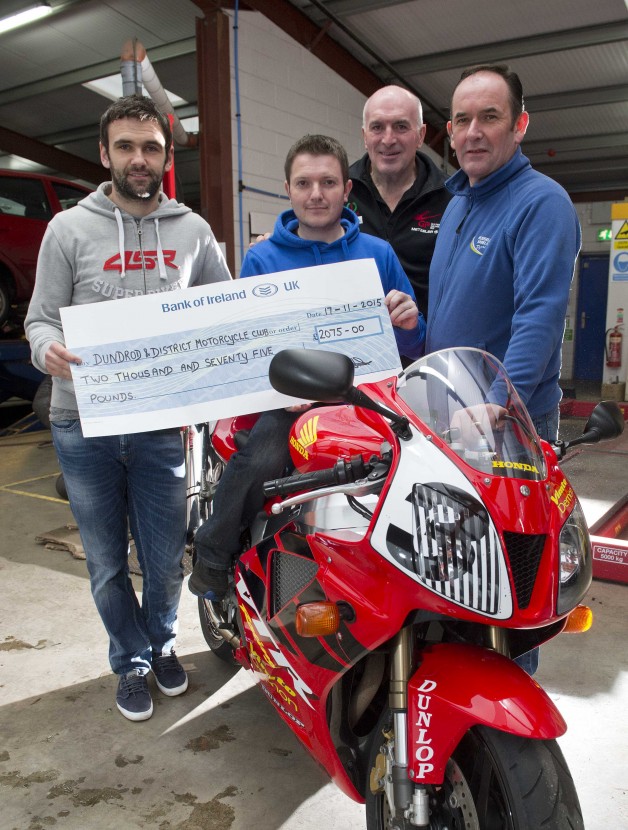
[111,165,164,202]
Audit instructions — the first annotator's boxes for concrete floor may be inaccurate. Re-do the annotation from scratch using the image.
[1,417,627,830]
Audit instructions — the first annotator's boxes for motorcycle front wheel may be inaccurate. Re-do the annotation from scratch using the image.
[366,710,584,830]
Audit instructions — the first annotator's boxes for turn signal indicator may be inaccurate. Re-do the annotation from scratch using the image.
[296,602,340,637]
[563,604,593,633]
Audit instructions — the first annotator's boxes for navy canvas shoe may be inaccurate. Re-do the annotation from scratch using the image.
[152,650,189,696]
[116,670,153,721]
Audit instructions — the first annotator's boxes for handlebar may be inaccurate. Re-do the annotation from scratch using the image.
[263,455,369,498]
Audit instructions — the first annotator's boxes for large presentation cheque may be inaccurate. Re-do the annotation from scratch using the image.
[61,259,403,437]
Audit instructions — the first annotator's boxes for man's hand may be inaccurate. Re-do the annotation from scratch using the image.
[384,290,419,331]
[450,403,508,446]
[285,403,312,413]
[45,341,82,380]
[249,232,271,249]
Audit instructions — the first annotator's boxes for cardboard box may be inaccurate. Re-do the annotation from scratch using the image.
[601,382,626,402]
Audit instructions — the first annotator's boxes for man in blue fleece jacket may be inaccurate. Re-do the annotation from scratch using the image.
[428,64,581,675]
[428,64,581,439]
[189,134,424,599]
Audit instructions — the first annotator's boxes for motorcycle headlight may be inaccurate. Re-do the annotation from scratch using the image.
[557,500,592,615]
[407,482,513,619]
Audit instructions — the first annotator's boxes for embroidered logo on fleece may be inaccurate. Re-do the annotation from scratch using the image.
[346,200,363,224]
[470,235,490,256]
[411,211,442,234]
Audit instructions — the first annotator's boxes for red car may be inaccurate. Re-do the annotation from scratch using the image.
[0,170,92,327]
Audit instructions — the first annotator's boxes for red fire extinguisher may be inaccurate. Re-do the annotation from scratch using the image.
[606,325,623,368]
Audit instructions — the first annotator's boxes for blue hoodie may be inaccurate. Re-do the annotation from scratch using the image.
[426,149,581,418]
[240,207,425,359]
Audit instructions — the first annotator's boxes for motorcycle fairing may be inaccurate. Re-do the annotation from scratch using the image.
[242,528,367,670]
[233,560,366,802]
[370,431,514,619]
[236,568,319,711]
[406,642,566,783]
[236,536,366,699]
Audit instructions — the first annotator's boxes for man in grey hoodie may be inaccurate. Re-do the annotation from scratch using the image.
[25,95,232,721]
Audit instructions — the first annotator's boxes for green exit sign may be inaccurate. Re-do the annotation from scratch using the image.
[597,228,612,241]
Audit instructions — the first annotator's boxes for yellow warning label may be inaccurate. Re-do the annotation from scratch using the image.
[612,203,628,221]
[616,220,628,241]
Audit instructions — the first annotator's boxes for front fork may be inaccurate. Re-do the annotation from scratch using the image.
[381,625,517,827]
[385,627,430,828]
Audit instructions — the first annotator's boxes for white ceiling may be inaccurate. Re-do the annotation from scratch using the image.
[0,0,626,203]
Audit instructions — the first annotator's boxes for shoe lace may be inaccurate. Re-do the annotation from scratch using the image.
[123,672,148,695]
[153,653,180,672]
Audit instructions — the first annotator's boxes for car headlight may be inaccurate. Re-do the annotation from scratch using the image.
[557,500,592,615]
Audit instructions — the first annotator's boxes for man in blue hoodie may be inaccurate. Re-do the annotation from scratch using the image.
[189,134,424,600]
[427,64,581,674]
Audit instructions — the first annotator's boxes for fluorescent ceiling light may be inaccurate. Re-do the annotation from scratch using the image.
[83,74,187,107]
[0,3,52,35]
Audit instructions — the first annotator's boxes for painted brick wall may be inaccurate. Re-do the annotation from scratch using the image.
[225,11,447,274]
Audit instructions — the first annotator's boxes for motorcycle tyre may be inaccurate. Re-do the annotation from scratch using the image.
[197,597,237,665]
[365,709,584,830]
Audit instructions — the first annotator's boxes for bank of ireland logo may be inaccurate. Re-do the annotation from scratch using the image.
[252,283,279,297]
[470,235,490,256]
[614,252,628,273]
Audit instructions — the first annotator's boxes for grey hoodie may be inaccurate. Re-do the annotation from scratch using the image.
[25,182,232,413]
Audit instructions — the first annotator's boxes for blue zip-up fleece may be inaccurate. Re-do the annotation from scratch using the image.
[241,206,425,359]
[426,149,581,418]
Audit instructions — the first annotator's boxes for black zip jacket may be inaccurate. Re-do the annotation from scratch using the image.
[347,151,451,318]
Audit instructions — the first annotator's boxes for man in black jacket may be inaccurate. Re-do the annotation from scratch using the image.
[348,85,451,318]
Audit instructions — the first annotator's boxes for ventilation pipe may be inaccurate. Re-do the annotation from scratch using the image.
[120,39,197,149]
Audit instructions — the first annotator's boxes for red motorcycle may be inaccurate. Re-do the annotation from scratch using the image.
[192,347,623,829]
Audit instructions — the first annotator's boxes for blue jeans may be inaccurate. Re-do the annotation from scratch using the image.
[513,407,559,676]
[531,408,559,444]
[194,408,296,570]
[52,421,186,675]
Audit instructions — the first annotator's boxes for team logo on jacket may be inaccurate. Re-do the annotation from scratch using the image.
[411,211,441,234]
[103,250,179,272]
[470,235,491,256]
[346,200,363,223]
[290,415,319,460]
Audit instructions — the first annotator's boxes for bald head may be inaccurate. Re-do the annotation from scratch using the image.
[363,85,423,130]
[362,85,426,185]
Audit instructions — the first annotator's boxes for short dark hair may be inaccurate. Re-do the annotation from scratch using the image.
[99,95,172,154]
[284,134,349,183]
[457,64,525,127]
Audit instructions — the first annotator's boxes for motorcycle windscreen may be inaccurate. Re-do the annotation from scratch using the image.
[398,348,547,480]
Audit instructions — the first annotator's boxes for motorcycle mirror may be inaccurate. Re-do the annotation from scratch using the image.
[565,400,625,449]
[270,349,414,439]
[269,349,355,401]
